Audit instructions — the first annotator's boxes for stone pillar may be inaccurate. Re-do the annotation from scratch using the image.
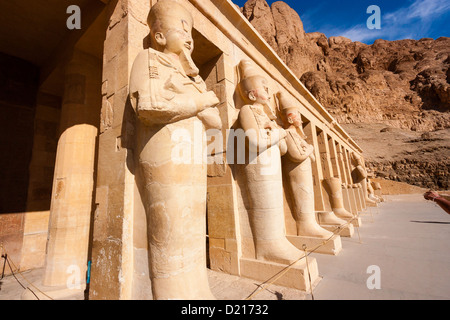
[304,125,352,237]
[327,136,340,179]
[328,137,360,227]
[336,142,358,215]
[317,130,334,183]
[335,143,352,212]
[318,131,354,237]
[359,184,368,210]
[303,123,330,212]
[20,93,61,271]
[207,54,242,277]
[89,0,151,300]
[353,184,363,212]
[42,50,101,288]
[343,148,359,214]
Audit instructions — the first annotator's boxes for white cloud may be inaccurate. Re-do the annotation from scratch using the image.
[329,0,450,43]
[406,0,450,20]
[340,26,383,43]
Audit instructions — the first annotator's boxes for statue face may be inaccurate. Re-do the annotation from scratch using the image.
[155,20,194,55]
[286,110,302,127]
[248,77,270,105]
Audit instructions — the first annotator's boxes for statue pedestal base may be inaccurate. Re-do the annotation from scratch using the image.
[239,257,320,292]
[351,217,362,227]
[367,201,378,207]
[287,234,342,256]
[319,223,354,238]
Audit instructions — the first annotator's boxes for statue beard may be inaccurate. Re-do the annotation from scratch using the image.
[180,47,199,78]
[261,101,277,120]
[295,126,307,140]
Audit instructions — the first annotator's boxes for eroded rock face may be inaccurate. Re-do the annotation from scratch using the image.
[240,0,449,190]
[241,0,450,132]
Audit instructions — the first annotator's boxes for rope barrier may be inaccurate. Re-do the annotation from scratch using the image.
[355,223,362,244]
[368,206,374,222]
[0,243,54,300]
[4,256,41,300]
[302,244,315,301]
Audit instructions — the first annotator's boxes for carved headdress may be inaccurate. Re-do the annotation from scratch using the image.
[147,0,193,35]
[277,91,300,114]
[276,91,308,137]
[147,0,199,76]
[238,60,276,119]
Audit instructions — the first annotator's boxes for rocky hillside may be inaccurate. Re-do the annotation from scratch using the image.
[240,0,450,190]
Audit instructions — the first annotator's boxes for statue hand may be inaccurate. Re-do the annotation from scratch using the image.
[278,138,288,156]
[197,107,222,130]
[197,91,220,112]
[279,128,287,140]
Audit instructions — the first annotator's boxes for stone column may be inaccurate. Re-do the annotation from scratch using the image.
[327,136,341,179]
[343,148,359,214]
[318,131,354,236]
[339,147,353,213]
[89,0,151,300]
[303,123,330,212]
[42,50,101,288]
[359,184,368,210]
[20,93,61,271]
[335,143,352,212]
[317,130,334,183]
[303,125,351,236]
[206,54,243,277]
[331,140,361,227]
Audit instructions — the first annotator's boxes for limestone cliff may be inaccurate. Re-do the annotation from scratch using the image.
[240,0,450,190]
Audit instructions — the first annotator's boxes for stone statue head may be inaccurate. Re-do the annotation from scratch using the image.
[277,91,303,128]
[238,60,271,105]
[147,0,199,76]
[351,152,365,167]
[148,0,194,54]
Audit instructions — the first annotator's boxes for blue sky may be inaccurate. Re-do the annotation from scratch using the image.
[232,0,450,44]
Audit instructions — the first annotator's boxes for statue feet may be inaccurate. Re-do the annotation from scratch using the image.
[296,221,334,239]
[317,211,347,226]
[369,194,380,203]
[255,238,306,265]
[332,207,354,220]
[151,268,215,300]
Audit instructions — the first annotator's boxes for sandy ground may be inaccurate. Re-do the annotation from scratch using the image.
[341,123,450,163]
[1,194,449,300]
[311,194,450,300]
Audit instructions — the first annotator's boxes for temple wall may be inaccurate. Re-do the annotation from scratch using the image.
[0,53,39,272]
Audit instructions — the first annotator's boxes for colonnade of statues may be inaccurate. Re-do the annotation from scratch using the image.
[129,0,382,300]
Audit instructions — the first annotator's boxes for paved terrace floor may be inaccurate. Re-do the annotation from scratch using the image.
[1,194,449,300]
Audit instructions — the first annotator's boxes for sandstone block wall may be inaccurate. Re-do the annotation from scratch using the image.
[0,53,39,270]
